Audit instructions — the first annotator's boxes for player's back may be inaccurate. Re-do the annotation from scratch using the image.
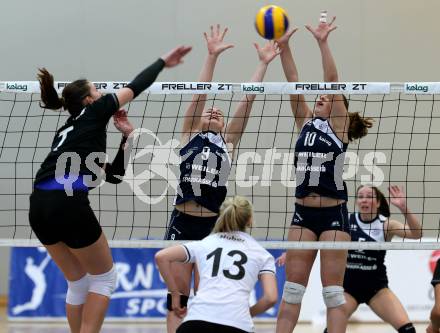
[182,231,275,332]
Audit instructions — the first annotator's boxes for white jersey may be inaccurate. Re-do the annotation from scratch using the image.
[182,231,276,332]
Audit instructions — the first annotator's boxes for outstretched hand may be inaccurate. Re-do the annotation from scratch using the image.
[113,109,134,137]
[161,45,192,68]
[305,14,337,43]
[389,185,407,212]
[275,28,299,49]
[254,40,281,64]
[204,24,234,56]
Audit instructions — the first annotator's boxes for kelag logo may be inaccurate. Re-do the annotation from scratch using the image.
[406,84,429,93]
[242,84,265,93]
[6,82,28,91]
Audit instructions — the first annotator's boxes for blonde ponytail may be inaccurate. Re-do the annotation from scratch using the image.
[214,196,253,233]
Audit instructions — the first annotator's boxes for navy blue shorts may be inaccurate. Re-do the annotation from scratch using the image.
[344,271,388,304]
[177,320,248,333]
[291,203,350,237]
[164,209,217,241]
[29,189,102,249]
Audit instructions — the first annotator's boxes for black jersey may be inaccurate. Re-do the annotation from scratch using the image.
[175,131,231,214]
[34,93,119,185]
[346,213,387,279]
[294,118,348,200]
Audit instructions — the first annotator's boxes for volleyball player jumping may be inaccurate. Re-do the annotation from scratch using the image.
[29,45,191,333]
[275,15,373,333]
[164,24,280,332]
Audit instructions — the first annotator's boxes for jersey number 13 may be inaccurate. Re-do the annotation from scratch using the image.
[206,247,247,280]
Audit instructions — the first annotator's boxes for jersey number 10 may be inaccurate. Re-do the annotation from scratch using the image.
[304,132,317,147]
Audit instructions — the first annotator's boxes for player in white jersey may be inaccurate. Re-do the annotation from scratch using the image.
[156,196,278,333]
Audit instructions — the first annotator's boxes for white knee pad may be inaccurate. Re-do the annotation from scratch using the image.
[66,275,89,305]
[282,281,306,304]
[89,266,118,298]
[322,285,345,308]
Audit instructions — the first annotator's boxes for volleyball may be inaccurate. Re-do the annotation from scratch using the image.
[255,5,289,40]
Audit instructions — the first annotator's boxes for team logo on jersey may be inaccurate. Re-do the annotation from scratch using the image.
[331,221,341,227]
[122,128,180,204]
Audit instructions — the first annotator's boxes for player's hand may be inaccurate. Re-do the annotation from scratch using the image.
[389,185,407,212]
[171,292,187,318]
[204,24,234,56]
[113,109,134,137]
[254,40,281,65]
[276,252,286,267]
[161,45,192,67]
[275,28,299,50]
[305,14,337,43]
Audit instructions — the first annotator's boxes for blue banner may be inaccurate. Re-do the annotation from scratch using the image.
[9,247,284,319]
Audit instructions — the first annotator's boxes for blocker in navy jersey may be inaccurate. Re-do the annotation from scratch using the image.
[175,131,231,214]
[34,93,119,186]
[344,213,388,304]
[294,118,348,201]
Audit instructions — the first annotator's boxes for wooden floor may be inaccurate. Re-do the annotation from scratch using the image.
[0,307,429,332]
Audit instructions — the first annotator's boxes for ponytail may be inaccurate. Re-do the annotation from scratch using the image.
[38,68,64,111]
[341,95,374,142]
[214,196,253,233]
[37,68,91,117]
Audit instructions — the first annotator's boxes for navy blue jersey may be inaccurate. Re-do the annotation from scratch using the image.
[294,118,348,200]
[346,213,387,279]
[175,131,231,214]
[34,94,119,185]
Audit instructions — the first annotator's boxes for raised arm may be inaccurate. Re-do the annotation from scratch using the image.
[115,45,192,107]
[385,185,422,240]
[181,25,234,142]
[224,41,280,148]
[276,29,312,129]
[306,14,348,136]
[104,110,134,184]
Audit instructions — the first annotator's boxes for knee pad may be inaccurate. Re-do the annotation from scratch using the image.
[166,293,189,311]
[282,281,306,304]
[398,323,415,333]
[89,266,117,298]
[66,274,89,305]
[322,285,345,308]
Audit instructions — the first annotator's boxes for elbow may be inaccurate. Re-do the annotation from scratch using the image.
[154,251,166,265]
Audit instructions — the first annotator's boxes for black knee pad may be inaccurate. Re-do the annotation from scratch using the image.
[166,293,189,311]
[323,328,328,333]
[398,323,415,333]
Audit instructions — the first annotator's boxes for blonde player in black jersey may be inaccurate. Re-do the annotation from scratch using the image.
[275,13,373,333]
[29,45,190,333]
[164,25,280,332]
[157,196,278,333]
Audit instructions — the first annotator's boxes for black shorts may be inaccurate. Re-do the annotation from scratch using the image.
[177,320,249,333]
[164,209,217,241]
[343,271,388,304]
[432,259,440,287]
[29,189,102,249]
[291,203,350,237]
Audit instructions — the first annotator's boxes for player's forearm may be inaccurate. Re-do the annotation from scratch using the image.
[401,207,423,239]
[280,45,299,82]
[318,41,339,82]
[250,296,276,317]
